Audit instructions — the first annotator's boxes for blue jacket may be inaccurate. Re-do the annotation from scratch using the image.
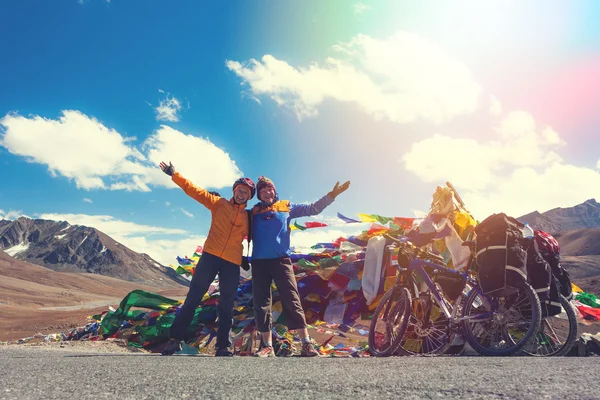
[251,195,334,259]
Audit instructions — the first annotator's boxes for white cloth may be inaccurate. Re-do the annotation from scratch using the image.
[362,236,386,305]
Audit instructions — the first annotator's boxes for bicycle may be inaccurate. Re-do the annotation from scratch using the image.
[369,235,542,357]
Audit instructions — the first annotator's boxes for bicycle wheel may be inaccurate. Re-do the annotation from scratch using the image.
[394,291,454,356]
[368,286,411,357]
[521,295,578,356]
[462,282,541,356]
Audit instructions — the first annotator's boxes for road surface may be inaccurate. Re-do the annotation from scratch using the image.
[0,347,598,399]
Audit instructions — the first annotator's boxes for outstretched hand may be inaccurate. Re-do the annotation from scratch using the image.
[328,181,351,199]
[159,161,175,176]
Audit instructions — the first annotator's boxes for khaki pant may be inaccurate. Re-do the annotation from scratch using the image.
[252,257,307,332]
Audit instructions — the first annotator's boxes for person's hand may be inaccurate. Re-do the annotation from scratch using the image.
[159,161,175,176]
[328,181,350,199]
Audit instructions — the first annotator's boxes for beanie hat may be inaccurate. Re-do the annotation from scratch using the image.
[257,176,277,202]
[257,176,276,195]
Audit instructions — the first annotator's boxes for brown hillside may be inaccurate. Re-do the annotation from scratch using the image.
[555,228,600,256]
[0,252,187,341]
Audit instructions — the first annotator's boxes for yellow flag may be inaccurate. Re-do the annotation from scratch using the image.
[357,213,378,223]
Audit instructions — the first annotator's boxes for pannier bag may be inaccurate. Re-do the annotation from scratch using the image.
[543,275,563,317]
[436,274,464,301]
[474,213,527,297]
[534,230,572,301]
[525,236,557,316]
[533,230,572,316]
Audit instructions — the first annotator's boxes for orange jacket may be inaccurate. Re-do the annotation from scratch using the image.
[172,172,248,265]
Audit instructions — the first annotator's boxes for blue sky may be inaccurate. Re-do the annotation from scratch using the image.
[1,0,600,265]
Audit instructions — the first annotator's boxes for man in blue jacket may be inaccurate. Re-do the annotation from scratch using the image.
[251,176,350,357]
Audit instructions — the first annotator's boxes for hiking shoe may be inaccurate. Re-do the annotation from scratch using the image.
[254,345,275,358]
[300,342,320,357]
[215,347,233,357]
[161,339,182,356]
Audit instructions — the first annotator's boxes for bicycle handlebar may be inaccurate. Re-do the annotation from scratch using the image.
[383,233,446,265]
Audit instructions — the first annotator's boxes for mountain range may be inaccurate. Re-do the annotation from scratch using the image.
[517,199,600,294]
[0,217,188,287]
[519,198,600,233]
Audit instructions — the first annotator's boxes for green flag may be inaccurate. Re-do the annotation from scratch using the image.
[374,214,393,225]
[298,258,318,269]
[101,290,181,336]
[293,221,307,231]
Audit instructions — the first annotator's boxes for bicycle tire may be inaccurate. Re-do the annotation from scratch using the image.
[368,286,411,357]
[521,295,578,357]
[394,293,455,356]
[462,282,541,356]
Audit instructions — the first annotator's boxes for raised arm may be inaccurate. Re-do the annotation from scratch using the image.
[289,181,351,219]
[159,161,220,211]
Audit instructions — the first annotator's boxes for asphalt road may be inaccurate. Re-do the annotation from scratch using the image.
[0,347,598,400]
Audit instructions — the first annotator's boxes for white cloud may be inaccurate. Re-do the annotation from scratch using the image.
[109,175,151,192]
[154,91,183,122]
[402,110,598,219]
[490,95,503,116]
[180,208,194,218]
[38,212,201,265]
[227,31,481,123]
[0,111,242,192]
[353,2,370,15]
[0,111,142,190]
[83,198,93,203]
[597,159,600,169]
[0,209,26,220]
[404,111,566,190]
[144,125,241,190]
[165,201,171,206]
[112,234,205,267]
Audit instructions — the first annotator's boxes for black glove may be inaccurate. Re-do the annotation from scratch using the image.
[241,256,251,271]
[159,161,175,176]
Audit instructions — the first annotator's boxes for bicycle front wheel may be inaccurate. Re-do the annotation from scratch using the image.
[521,295,578,357]
[368,286,411,357]
[462,282,541,356]
[394,293,454,356]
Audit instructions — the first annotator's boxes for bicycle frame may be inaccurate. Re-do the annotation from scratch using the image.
[395,253,496,328]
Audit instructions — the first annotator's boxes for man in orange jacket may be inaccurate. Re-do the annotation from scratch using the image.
[159,161,255,357]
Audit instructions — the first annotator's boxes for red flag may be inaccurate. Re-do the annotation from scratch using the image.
[577,305,600,321]
[333,237,347,248]
[393,217,415,229]
[305,222,328,228]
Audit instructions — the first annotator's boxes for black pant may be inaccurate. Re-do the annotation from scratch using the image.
[252,257,307,333]
[170,252,240,349]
